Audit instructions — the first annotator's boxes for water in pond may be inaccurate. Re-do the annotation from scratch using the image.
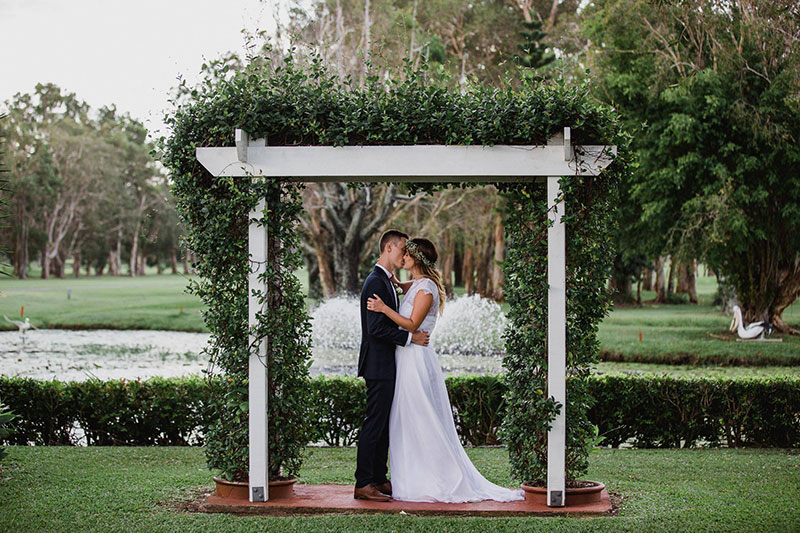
[1,295,509,380]
[0,329,212,381]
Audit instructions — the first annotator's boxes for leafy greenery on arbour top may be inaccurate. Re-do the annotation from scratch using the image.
[161,54,630,484]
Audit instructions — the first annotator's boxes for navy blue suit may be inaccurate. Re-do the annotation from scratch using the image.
[355,265,409,488]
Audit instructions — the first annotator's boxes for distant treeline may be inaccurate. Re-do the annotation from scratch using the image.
[0,84,189,279]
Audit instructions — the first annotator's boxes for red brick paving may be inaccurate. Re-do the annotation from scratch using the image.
[201,484,612,516]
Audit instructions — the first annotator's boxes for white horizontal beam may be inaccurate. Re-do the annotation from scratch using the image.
[196,144,616,181]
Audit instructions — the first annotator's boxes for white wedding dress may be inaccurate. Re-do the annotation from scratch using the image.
[388,277,524,503]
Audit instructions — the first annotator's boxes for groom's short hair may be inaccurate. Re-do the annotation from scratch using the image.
[380,229,409,253]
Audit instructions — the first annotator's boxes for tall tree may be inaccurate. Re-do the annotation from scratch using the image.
[2,85,167,278]
[585,0,800,330]
[513,19,555,70]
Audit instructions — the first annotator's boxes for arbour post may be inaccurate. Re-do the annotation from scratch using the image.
[248,197,269,502]
[246,128,269,503]
[546,129,568,507]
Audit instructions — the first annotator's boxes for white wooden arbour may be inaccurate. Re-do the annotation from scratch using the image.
[196,127,616,507]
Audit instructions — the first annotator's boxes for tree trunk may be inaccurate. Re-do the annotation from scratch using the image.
[546,0,559,32]
[490,212,505,302]
[362,0,371,83]
[72,253,81,278]
[462,246,474,295]
[765,260,800,335]
[107,250,116,276]
[642,268,653,291]
[42,244,51,279]
[654,256,667,303]
[13,205,29,279]
[315,245,337,298]
[302,248,323,300]
[53,255,65,278]
[453,245,463,287]
[667,257,676,297]
[475,234,493,298]
[182,247,190,275]
[686,260,698,304]
[130,222,141,277]
[440,234,455,298]
[676,259,689,293]
[610,270,634,303]
[112,226,123,276]
[170,249,178,274]
[518,0,533,23]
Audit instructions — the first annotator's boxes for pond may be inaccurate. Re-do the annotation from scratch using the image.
[0,294,510,381]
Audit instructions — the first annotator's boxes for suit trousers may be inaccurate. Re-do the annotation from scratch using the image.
[354,378,395,488]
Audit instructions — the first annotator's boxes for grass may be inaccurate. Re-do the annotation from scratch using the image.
[0,272,205,332]
[599,273,800,366]
[2,268,798,368]
[0,446,797,532]
[599,304,800,366]
[593,361,800,378]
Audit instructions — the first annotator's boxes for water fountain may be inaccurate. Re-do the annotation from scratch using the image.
[310,294,508,376]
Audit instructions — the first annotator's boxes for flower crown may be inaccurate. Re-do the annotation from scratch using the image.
[405,240,434,267]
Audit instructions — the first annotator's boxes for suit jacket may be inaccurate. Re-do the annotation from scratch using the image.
[358,265,409,380]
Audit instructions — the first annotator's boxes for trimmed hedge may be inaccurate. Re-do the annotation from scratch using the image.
[0,377,211,446]
[2,374,798,448]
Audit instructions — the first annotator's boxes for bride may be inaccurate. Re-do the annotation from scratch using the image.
[367,237,524,503]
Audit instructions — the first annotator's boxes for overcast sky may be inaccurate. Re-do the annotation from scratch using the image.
[1,0,283,137]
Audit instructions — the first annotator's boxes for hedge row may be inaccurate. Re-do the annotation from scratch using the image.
[1,374,798,448]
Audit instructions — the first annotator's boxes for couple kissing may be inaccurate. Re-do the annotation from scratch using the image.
[354,230,523,504]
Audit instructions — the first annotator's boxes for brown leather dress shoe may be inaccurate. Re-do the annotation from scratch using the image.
[373,481,392,496]
[354,484,392,502]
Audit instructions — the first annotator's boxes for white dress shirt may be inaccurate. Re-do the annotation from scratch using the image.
[375,263,412,347]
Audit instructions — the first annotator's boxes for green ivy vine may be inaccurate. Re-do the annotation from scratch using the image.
[162,52,630,484]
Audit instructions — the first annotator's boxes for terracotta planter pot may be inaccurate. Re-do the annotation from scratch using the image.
[213,477,298,500]
[520,481,605,506]
[268,477,298,500]
[213,477,249,500]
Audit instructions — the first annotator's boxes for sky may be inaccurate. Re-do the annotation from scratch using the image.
[0,0,284,137]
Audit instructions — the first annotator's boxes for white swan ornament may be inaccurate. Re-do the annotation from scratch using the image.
[729,306,773,339]
[4,316,38,336]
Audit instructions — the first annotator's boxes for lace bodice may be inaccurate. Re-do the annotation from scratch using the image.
[398,277,439,335]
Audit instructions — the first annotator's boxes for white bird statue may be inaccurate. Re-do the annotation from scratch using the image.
[4,316,38,336]
[730,305,773,340]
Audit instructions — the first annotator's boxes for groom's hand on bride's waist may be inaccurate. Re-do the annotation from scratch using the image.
[411,330,430,346]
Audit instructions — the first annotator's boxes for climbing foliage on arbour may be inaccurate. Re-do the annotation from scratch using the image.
[160,50,631,484]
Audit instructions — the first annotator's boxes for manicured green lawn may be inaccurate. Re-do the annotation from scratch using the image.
[0,273,205,332]
[599,304,800,366]
[594,361,800,378]
[0,446,797,532]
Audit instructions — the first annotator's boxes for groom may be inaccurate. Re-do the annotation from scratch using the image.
[354,229,430,502]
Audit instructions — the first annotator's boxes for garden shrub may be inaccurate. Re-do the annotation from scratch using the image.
[0,400,15,461]
[309,376,366,447]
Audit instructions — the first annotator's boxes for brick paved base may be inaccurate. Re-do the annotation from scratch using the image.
[200,484,612,516]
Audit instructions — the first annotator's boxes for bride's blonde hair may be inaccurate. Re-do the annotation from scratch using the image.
[406,237,446,315]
